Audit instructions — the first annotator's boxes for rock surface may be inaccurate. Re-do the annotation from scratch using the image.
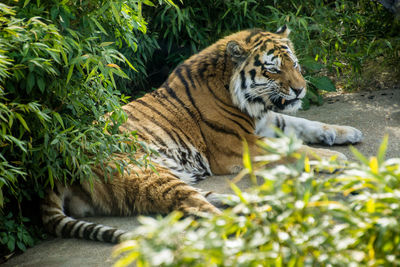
[4,89,400,267]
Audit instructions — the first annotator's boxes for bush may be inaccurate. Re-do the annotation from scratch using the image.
[113,135,400,266]
[0,0,173,255]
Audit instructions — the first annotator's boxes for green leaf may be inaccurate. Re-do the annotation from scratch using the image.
[50,6,59,20]
[90,17,108,36]
[15,113,30,133]
[110,2,121,24]
[7,237,15,252]
[385,40,393,50]
[109,71,116,88]
[22,232,34,246]
[142,0,155,7]
[60,49,68,65]
[301,97,310,110]
[350,146,369,166]
[48,167,54,189]
[37,76,45,93]
[8,135,27,153]
[114,251,139,267]
[66,64,74,84]
[242,140,252,172]
[17,241,27,251]
[121,56,137,72]
[300,57,324,71]
[377,134,388,165]
[230,183,248,204]
[309,76,336,92]
[99,42,114,47]
[242,139,257,184]
[27,72,35,93]
[23,0,31,8]
[165,0,178,8]
[0,186,3,208]
[53,112,64,129]
[8,114,13,129]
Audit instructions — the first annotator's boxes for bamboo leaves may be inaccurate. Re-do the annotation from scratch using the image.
[0,0,166,254]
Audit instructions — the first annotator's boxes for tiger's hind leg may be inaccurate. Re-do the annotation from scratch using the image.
[108,164,222,217]
[42,163,221,243]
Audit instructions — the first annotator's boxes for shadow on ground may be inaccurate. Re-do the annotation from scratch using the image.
[4,89,400,267]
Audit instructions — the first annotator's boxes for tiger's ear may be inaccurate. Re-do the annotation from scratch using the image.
[226,41,247,63]
[276,25,291,37]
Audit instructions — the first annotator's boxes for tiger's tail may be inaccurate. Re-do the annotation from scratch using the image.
[41,190,126,243]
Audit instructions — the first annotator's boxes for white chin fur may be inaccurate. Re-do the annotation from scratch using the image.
[281,100,302,114]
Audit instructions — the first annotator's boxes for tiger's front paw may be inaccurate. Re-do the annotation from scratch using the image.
[318,125,363,146]
[333,125,363,145]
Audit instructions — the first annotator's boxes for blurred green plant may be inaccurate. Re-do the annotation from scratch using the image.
[113,135,400,266]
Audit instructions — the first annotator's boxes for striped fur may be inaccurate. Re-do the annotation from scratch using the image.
[42,27,362,243]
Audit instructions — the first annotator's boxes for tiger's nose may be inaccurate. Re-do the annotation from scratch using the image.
[291,87,304,97]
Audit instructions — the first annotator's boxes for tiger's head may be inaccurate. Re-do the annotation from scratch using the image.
[226,26,306,118]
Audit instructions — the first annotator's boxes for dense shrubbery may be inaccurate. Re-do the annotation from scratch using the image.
[0,0,174,255]
[114,136,400,266]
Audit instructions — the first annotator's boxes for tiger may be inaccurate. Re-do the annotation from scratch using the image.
[41,26,363,243]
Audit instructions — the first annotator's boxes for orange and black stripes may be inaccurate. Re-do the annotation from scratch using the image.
[174,66,245,140]
[41,190,125,243]
[134,99,193,149]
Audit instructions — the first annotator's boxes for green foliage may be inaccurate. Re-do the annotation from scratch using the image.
[114,136,400,266]
[0,213,35,252]
[0,0,172,255]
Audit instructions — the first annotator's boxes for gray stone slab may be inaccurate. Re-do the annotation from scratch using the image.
[297,89,400,160]
[4,89,400,267]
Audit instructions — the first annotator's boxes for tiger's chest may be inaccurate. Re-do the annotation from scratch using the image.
[150,143,212,184]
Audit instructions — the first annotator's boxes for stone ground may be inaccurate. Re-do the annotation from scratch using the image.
[3,88,400,267]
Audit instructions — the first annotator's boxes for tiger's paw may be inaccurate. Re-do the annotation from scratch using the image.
[317,125,363,146]
[332,125,363,145]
